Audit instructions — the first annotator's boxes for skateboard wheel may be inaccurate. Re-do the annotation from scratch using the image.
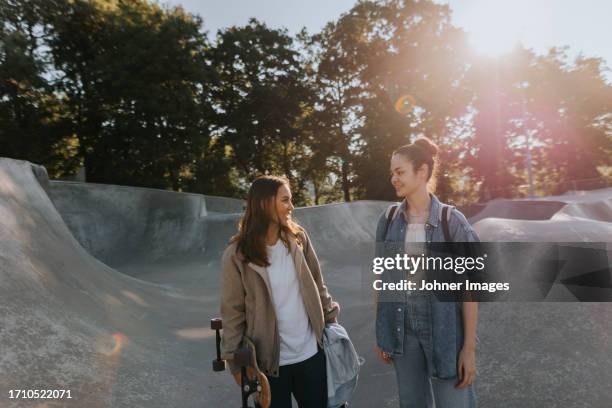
[210,318,222,330]
[212,359,225,372]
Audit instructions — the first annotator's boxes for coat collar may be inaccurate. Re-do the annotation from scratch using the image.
[240,232,305,295]
[233,230,301,263]
[397,192,442,227]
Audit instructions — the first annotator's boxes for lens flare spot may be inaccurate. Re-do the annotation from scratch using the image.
[121,290,149,307]
[394,95,416,114]
[97,332,129,357]
[174,327,214,340]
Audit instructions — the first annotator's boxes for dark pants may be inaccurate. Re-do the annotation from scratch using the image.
[267,346,327,408]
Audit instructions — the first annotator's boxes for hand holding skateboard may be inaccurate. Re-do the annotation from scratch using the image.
[211,318,271,408]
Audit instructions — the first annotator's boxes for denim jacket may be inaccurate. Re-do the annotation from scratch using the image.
[374,193,480,379]
[323,323,360,408]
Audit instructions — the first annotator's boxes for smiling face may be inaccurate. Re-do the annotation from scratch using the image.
[269,183,294,227]
[390,153,429,197]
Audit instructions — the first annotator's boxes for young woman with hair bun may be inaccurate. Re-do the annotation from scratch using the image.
[374,137,480,407]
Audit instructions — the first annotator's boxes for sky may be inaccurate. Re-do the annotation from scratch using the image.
[162,0,611,82]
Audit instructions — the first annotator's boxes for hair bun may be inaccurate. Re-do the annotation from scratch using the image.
[413,137,438,156]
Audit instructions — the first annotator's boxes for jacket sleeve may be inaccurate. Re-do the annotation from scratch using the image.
[450,208,480,242]
[449,209,484,301]
[301,230,340,324]
[220,246,246,374]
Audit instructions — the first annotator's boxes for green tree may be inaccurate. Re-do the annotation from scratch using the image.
[47,0,214,189]
[210,19,314,203]
[307,4,378,202]
[530,49,612,185]
[309,0,472,202]
[0,0,79,176]
[466,46,612,200]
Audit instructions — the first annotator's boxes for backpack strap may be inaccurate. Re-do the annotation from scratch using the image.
[385,202,453,242]
[383,204,398,239]
[441,205,453,242]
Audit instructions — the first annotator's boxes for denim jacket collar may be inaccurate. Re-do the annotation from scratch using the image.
[397,193,442,228]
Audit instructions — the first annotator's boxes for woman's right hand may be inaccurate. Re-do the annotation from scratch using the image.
[376,346,392,364]
[232,371,242,386]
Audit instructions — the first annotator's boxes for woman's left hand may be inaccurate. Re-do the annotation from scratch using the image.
[456,347,476,389]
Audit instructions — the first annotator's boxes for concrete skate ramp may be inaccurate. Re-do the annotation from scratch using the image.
[47,181,243,273]
[1,157,612,407]
[469,189,612,242]
[467,199,567,224]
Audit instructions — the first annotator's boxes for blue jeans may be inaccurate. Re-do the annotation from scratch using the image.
[392,293,476,408]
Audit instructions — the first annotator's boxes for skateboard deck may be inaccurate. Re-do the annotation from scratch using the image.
[234,337,271,408]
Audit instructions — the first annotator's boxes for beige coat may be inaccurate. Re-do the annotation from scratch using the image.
[220,229,340,377]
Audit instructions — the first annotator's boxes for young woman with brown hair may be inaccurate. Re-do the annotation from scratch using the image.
[220,175,340,408]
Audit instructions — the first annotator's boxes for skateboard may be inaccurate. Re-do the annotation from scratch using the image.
[211,318,271,408]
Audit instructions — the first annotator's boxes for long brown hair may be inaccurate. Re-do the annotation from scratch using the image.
[393,137,439,191]
[232,175,303,266]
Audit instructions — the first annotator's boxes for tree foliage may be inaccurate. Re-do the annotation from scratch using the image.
[1,0,609,204]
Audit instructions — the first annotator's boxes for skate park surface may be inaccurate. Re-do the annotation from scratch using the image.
[1,157,612,407]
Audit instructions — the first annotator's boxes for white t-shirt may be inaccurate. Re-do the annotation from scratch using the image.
[404,211,427,253]
[267,239,318,366]
[405,212,427,286]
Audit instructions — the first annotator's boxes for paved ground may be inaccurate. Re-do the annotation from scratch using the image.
[1,157,611,407]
